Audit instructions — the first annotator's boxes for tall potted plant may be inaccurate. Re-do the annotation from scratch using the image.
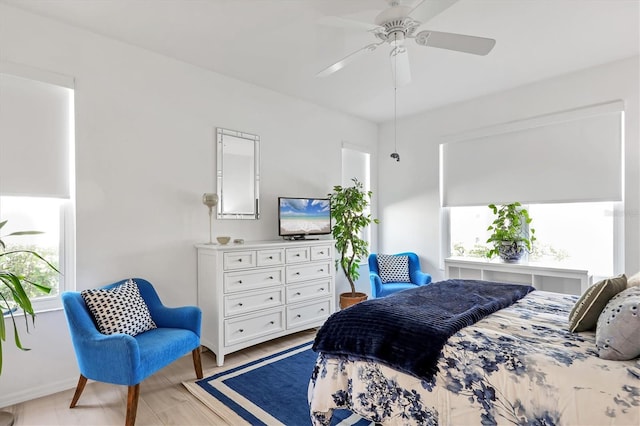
[486,202,535,262]
[0,219,57,424]
[329,178,378,309]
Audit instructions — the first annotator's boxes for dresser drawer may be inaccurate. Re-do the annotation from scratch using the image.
[286,279,331,303]
[223,250,257,270]
[310,245,332,261]
[224,288,284,317]
[286,299,331,329]
[256,249,285,267]
[224,267,284,293]
[285,247,310,263]
[224,309,284,346]
[286,262,331,283]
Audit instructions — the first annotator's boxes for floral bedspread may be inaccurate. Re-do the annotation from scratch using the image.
[308,291,640,425]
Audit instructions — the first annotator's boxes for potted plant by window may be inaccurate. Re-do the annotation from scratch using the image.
[0,220,57,425]
[329,178,379,309]
[486,202,535,262]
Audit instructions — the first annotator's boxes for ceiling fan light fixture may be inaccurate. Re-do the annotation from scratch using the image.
[389,30,406,45]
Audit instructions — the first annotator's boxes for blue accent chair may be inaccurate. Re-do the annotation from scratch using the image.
[61,278,203,426]
[369,252,432,298]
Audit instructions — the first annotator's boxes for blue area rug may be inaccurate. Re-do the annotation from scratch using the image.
[184,341,371,426]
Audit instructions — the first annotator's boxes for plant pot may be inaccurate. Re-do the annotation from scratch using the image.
[339,292,368,309]
[0,411,14,426]
[498,241,526,262]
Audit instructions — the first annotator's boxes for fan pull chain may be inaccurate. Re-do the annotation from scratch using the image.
[391,31,400,162]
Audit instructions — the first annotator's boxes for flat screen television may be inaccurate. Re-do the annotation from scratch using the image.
[278,197,331,240]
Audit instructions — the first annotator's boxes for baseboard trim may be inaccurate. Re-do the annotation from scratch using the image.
[0,377,78,408]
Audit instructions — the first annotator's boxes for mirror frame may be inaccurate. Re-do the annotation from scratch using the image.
[216,127,260,220]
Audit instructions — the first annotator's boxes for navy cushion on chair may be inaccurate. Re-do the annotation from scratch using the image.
[377,254,411,283]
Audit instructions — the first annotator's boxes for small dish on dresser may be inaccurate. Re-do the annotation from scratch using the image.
[216,236,231,245]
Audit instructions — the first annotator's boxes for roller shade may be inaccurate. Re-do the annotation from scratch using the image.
[0,71,73,198]
[441,101,623,207]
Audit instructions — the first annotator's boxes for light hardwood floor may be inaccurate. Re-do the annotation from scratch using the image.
[4,329,317,425]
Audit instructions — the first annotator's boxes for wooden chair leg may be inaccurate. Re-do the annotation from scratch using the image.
[192,347,203,379]
[69,375,88,408]
[125,384,140,426]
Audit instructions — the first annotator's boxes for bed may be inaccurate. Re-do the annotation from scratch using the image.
[308,279,639,425]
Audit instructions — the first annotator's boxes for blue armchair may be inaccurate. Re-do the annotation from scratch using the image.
[369,252,432,298]
[61,278,203,426]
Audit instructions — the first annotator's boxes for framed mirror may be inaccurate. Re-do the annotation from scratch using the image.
[216,127,260,219]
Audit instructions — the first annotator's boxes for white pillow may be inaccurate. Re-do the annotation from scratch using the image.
[81,279,157,336]
[377,254,411,284]
[627,271,640,288]
[595,286,640,360]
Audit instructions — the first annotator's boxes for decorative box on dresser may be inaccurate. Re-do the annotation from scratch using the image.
[196,239,335,366]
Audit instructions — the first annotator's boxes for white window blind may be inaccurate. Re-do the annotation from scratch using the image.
[0,71,73,198]
[342,145,370,189]
[440,101,624,207]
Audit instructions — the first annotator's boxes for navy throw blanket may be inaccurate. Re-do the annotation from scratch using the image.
[313,279,534,381]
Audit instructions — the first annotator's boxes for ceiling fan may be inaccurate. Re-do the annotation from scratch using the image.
[316,0,496,85]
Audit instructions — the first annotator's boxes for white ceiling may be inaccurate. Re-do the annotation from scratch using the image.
[3,0,639,123]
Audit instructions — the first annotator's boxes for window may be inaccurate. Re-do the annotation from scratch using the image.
[342,144,373,256]
[1,65,75,311]
[441,102,624,280]
[0,197,69,309]
[449,202,617,278]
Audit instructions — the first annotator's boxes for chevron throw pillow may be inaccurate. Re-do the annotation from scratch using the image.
[81,278,157,336]
[377,254,411,284]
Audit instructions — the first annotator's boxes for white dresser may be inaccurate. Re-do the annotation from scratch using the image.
[196,239,335,365]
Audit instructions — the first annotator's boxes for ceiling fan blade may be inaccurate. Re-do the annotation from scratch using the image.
[409,0,459,24]
[414,30,496,55]
[316,41,384,77]
[390,46,411,86]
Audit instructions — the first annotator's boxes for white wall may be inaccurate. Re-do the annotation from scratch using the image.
[377,56,640,281]
[0,4,377,406]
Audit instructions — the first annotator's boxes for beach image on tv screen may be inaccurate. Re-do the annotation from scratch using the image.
[280,198,331,235]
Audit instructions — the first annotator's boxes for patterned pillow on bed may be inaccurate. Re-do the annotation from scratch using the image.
[569,274,627,332]
[595,286,640,360]
[377,254,411,284]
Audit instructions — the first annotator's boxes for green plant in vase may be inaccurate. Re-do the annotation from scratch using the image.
[0,220,58,375]
[486,202,535,262]
[329,178,378,308]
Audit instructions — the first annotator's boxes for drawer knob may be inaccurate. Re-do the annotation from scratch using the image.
[320,308,325,312]
[268,256,273,259]
[269,321,275,325]
[239,329,244,333]
[295,272,301,275]
[238,258,243,262]
[319,269,324,272]
[295,253,300,257]
[319,251,324,254]
[238,302,243,307]
[269,296,274,300]
[319,288,325,291]
[269,276,274,279]
[295,292,301,296]
[238,280,243,284]
[296,314,301,318]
